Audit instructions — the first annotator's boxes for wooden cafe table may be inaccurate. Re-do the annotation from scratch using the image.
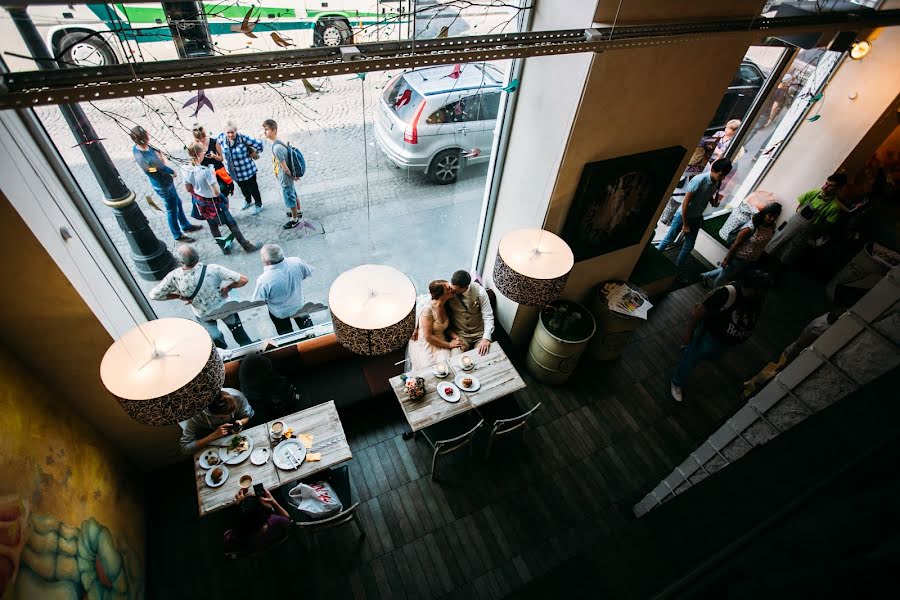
[389,343,526,434]
[193,401,351,516]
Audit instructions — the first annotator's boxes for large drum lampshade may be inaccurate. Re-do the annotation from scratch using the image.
[100,318,224,426]
[329,264,417,355]
[493,228,574,306]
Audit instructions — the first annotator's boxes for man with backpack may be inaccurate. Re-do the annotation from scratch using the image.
[670,269,773,403]
[263,119,306,230]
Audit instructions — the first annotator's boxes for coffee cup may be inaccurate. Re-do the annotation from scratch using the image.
[462,356,473,369]
[436,361,448,376]
[239,475,252,490]
[271,421,284,441]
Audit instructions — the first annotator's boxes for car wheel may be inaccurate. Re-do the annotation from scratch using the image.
[314,18,353,47]
[428,149,461,185]
[57,32,116,68]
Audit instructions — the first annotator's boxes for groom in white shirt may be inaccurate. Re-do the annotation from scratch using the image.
[446,270,495,356]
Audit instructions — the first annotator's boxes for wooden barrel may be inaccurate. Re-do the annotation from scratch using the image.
[526,300,596,385]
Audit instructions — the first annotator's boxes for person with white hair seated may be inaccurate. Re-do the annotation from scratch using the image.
[252,244,315,335]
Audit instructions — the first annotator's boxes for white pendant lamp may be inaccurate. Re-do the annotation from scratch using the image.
[493,228,574,306]
[329,264,417,355]
[100,318,224,426]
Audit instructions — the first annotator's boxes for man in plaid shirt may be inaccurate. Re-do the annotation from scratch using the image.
[218,120,265,215]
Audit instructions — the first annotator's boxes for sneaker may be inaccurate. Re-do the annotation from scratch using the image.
[183,224,203,233]
[282,219,300,230]
[239,202,253,212]
[670,381,683,403]
[250,205,262,216]
[700,274,713,289]
[173,235,195,243]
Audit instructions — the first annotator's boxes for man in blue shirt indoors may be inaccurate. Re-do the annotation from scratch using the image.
[657,158,733,281]
[252,244,315,336]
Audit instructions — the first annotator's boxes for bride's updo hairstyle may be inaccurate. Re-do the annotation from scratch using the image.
[428,280,448,300]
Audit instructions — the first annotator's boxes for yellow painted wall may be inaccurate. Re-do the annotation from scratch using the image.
[0,344,145,599]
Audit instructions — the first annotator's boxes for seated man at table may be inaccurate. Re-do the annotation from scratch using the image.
[179,388,255,455]
[446,270,495,356]
[224,488,291,554]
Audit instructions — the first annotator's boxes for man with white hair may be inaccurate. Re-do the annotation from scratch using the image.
[252,244,315,335]
[150,245,254,349]
[217,120,265,215]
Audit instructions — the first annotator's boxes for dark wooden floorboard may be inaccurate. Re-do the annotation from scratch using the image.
[145,276,833,599]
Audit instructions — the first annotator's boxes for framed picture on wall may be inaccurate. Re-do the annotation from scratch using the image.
[562,146,687,262]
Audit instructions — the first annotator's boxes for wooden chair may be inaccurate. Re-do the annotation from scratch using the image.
[485,402,542,459]
[423,419,484,481]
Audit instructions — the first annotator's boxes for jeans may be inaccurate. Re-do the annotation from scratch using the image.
[702,256,748,287]
[269,312,314,336]
[154,184,193,239]
[657,211,703,267]
[198,313,253,349]
[236,174,262,207]
[672,325,728,387]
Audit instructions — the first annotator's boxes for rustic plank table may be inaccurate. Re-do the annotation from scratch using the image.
[193,401,351,516]
[389,343,526,433]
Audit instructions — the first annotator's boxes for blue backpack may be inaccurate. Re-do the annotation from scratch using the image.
[275,140,306,178]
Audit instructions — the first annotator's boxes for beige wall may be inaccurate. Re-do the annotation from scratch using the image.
[0,191,180,469]
[0,344,145,598]
[486,0,763,344]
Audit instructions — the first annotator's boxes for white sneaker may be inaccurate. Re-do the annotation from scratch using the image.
[670,381,683,403]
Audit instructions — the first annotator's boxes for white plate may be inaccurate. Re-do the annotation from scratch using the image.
[273,439,307,470]
[198,448,223,469]
[205,465,229,488]
[436,382,462,403]
[250,447,270,466]
[460,363,475,372]
[218,435,254,465]
[454,373,480,392]
[433,369,450,378]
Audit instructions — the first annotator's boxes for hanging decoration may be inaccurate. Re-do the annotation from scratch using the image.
[271,32,295,48]
[493,229,574,307]
[231,8,260,38]
[501,79,520,93]
[182,90,214,117]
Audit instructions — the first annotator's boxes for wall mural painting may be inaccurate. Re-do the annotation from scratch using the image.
[562,146,687,262]
[0,354,145,600]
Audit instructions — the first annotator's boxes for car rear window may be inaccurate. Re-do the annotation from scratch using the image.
[383,75,424,122]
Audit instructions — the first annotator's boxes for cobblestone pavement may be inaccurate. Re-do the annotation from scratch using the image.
[34,10,516,347]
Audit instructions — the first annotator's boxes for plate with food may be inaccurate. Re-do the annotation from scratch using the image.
[454,373,480,392]
[205,465,229,488]
[199,448,223,469]
[436,382,461,403]
[218,434,253,465]
[272,439,307,470]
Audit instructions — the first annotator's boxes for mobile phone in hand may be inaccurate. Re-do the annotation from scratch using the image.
[253,483,265,497]
[232,420,243,433]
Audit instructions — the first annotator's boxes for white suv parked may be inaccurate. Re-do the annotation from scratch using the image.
[374,63,504,184]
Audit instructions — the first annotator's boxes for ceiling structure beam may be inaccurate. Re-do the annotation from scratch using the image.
[1,8,898,109]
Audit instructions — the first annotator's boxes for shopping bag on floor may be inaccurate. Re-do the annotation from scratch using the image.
[288,481,342,519]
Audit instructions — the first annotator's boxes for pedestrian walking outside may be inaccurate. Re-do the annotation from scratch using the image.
[657,158,733,281]
[262,119,305,230]
[670,269,773,403]
[218,120,265,215]
[701,203,781,288]
[252,244,315,335]
[130,125,202,242]
[150,245,256,349]
[182,142,258,255]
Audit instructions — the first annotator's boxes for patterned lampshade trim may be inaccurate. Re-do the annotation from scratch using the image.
[332,305,417,356]
[493,252,570,306]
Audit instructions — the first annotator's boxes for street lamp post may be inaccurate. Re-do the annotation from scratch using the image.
[8,7,176,281]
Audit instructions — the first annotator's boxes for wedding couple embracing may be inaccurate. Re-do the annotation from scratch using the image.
[406,270,495,372]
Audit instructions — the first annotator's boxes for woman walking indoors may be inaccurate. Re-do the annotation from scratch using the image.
[701,203,782,288]
[182,142,258,255]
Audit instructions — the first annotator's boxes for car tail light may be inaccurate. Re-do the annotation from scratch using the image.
[404,100,426,144]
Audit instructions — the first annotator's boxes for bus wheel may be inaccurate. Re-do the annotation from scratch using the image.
[314,18,353,47]
[58,32,116,68]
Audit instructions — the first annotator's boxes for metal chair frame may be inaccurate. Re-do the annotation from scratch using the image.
[422,419,484,481]
[485,402,542,459]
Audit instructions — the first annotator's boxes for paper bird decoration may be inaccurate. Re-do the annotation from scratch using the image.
[394,89,411,108]
[348,73,366,81]
[807,114,822,122]
[71,137,106,148]
[462,148,481,158]
[215,232,236,250]
[301,78,320,95]
[182,90,214,117]
[501,78,520,93]
[807,92,823,104]
[271,32,295,48]
[437,26,449,38]
[447,64,462,79]
[145,195,163,212]
[301,219,317,233]
[231,8,259,38]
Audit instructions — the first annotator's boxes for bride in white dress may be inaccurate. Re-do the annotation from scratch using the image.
[407,280,465,372]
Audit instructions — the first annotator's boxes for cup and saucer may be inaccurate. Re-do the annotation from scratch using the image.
[433,361,450,379]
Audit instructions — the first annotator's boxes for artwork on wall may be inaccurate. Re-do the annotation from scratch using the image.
[561,146,687,262]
